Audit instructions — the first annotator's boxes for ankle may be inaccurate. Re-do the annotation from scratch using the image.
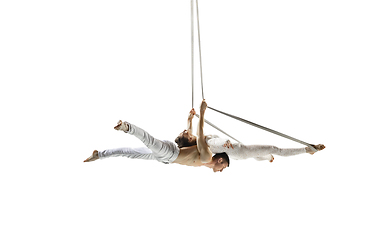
[123,122,129,132]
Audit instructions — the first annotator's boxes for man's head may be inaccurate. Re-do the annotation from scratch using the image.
[211,152,230,172]
[175,130,197,148]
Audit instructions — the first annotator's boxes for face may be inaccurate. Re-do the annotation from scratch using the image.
[213,158,228,172]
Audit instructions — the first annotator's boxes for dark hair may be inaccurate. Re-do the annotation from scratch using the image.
[213,152,230,167]
[175,135,196,148]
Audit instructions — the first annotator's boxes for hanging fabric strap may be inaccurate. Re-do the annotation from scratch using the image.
[189,1,316,152]
[191,0,195,108]
[208,106,318,152]
[196,0,205,100]
[190,0,240,142]
[191,0,205,109]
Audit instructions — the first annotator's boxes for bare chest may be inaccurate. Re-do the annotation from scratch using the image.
[173,146,203,167]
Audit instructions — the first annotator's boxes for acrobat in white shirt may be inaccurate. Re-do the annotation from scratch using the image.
[176,108,325,162]
[205,135,324,162]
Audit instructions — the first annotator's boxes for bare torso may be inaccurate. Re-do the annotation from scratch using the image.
[173,145,205,167]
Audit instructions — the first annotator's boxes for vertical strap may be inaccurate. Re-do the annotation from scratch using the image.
[196,0,205,100]
[191,0,194,108]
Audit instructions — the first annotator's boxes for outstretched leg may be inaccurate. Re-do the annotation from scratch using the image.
[235,145,308,159]
[98,147,154,160]
[232,143,324,162]
[84,148,155,162]
[254,144,325,161]
[114,120,180,163]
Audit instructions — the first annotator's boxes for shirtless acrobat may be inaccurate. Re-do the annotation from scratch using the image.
[84,100,230,172]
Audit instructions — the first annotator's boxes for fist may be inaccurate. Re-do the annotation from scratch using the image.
[200,99,207,111]
[188,108,196,119]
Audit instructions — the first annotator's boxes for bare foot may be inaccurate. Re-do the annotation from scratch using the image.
[306,144,326,155]
[269,155,274,163]
[84,150,99,162]
[114,120,129,132]
[114,120,123,130]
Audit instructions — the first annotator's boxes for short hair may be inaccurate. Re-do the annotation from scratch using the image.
[213,152,230,167]
[175,135,196,148]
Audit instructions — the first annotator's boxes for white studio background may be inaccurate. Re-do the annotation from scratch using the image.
[1,0,388,239]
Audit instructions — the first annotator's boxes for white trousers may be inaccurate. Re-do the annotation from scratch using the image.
[206,135,307,161]
[98,122,180,164]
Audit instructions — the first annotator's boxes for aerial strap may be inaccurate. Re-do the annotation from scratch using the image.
[189,1,316,152]
[191,0,204,108]
[195,0,205,101]
[207,106,317,152]
[191,0,239,142]
[191,0,194,108]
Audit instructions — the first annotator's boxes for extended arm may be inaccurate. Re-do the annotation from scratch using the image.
[187,108,195,135]
[197,100,213,163]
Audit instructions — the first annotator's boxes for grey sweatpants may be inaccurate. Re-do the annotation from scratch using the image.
[98,122,180,164]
